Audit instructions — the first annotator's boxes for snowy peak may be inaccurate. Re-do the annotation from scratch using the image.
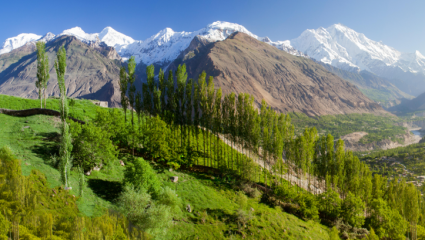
[98,26,135,47]
[0,33,42,55]
[39,32,56,42]
[288,24,425,75]
[58,27,99,43]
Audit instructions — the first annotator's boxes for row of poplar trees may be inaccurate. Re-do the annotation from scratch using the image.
[119,58,425,239]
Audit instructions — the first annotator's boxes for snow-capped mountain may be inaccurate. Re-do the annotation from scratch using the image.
[98,27,135,48]
[286,24,425,75]
[1,22,423,80]
[113,21,305,65]
[0,33,42,55]
[57,27,99,43]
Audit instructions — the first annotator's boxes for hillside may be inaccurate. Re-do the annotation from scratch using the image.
[0,36,122,107]
[168,32,385,116]
[388,91,425,114]
[0,95,331,239]
[319,62,413,106]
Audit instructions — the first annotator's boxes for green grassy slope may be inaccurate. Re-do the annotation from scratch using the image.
[0,94,101,120]
[159,170,329,239]
[0,94,331,239]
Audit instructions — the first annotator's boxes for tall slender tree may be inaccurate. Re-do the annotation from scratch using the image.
[55,46,72,189]
[119,67,129,122]
[36,41,50,108]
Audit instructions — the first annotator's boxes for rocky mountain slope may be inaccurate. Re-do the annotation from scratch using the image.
[0,36,122,107]
[168,32,384,116]
[319,62,413,105]
[389,91,425,113]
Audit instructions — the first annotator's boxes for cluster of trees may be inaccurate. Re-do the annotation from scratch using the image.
[30,46,425,239]
[289,112,406,144]
[0,146,147,239]
[113,59,425,239]
[363,141,425,176]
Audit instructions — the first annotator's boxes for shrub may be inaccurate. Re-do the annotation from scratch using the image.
[235,191,248,209]
[70,121,118,171]
[117,185,172,238]
[157,186,181,214]
[295,192,319,220]
[124,157,161,197]
[236,209,253,229]
[241,183,262,199]
[273,183,297,203]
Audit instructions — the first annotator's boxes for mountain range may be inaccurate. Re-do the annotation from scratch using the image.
[0,21,423,113]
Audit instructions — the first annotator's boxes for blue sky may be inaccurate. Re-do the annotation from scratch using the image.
[1,0,424,54]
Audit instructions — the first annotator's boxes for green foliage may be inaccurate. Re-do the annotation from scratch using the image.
[328,226,340,240]
[368,198,407,240]
[367,228,379,240]
[295,192,319,220]
[55,46,72,189]
[0,146,143,239]
[117,185,173,239]
[289,112,407,144]
[141,116,172,161]
[36,41,50,109]
[318,189,341,220]
[0,212,10,236]
[157,186,181,214]
[273,183,297,203]
[341,191,365,228]
[70,120,118,171]
[124,157,161,197]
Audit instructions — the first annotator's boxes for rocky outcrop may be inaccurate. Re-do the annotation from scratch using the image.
[168,32,386,116]
[341,130,420,152]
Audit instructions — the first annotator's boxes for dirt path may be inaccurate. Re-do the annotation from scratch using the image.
[215,132,326,194]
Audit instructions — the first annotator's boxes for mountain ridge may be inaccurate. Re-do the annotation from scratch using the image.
[168,32,385,116]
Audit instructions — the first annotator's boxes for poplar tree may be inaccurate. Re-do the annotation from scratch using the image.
[198,72,208,166]
[36,41,50,108]
[119,67,129,122]
[206,76,215,167]
[127,57,137,155]
[176,65,188,148]
[214,87,222,168]
[158,69,166,118]
[55,46,72,189]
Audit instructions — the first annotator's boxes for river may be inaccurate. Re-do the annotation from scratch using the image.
[410,129,424,139]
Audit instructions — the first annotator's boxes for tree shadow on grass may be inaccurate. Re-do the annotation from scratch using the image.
[31,132,60,168]
[88,179,123,202]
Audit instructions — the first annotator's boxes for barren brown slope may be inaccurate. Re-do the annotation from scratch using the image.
[169,32,385,116]
[0,36,122,107]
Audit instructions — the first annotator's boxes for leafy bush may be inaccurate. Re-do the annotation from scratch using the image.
[117,185,172,238]
[124,157,161,197]
[70,121,118,171]
[157,186,181,214]
[295,192,319,220]
[273,183,297,203]
[241,183,262,199]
